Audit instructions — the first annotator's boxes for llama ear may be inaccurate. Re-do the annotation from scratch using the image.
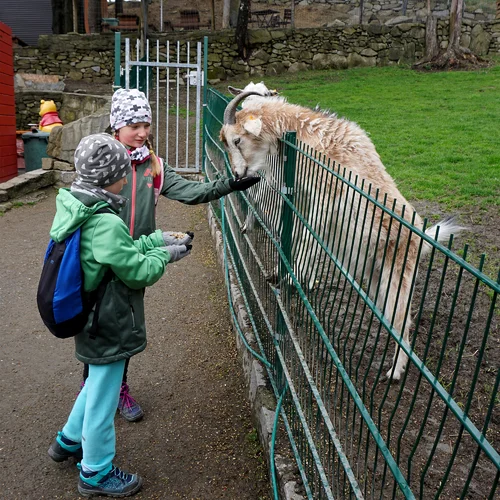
[228,86,243,96]
[243,116,262,137]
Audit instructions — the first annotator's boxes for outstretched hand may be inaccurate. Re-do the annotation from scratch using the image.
[163,244,191,263]
[229,176,261,192]
[162,231,194,246]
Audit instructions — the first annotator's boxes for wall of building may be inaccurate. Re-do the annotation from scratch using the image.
[0,22,17,183]
[0,0,53,46]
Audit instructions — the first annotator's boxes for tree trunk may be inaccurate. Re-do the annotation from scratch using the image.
[211,0,216,29]
[236,0,250,60]
[222,0,231,29]
[72,0,78,32]
[140,0,148,58]
[424,15,439,59]
[448,0,463,51]
[423,0,438,60]
[52,0,74,34]
[115,0,123,16]
[497,0,500,19]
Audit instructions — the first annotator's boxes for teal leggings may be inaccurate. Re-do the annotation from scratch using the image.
[62,359,126,472]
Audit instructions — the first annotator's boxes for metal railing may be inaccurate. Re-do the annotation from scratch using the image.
[204,86,500,499]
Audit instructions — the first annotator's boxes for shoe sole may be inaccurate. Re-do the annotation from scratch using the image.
[78,476,143,498]
[117,408,144,423]
[48,446,82,463]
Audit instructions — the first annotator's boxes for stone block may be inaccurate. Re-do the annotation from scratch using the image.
[347,52,376,67]
[265,62,285,76]
[288,62,309,73]
[53,160,74,171]
[42,157,54,170]
[55,170,77,186]
[0,189,8,202]
[14,73,65,92]
[47,112,110,163]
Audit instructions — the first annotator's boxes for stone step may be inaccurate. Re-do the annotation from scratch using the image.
[0,169,55,202]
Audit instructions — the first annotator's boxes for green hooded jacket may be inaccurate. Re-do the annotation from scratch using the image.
[49,189,170,364]
[120,158,233,239]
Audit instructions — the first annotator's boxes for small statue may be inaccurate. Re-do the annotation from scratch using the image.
[39,100,63,132]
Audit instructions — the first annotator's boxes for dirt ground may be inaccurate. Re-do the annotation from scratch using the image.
[0,188,271,499]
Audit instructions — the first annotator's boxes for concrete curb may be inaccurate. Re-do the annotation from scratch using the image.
[0,170,56,212]
[207,204,304,500]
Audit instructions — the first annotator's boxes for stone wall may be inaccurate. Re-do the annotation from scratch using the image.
[254,0,495,25]
[15,33,115,84]
[15,90,110,130]
[13,20,500,83]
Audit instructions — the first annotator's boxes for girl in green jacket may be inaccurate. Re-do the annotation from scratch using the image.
[79,88,260,422]
[48,134,191,497]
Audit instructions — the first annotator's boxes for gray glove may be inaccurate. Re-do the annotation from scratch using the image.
[162,231,194,246]
[163,244,191,263]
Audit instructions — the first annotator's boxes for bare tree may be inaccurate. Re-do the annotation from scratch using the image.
[115,0,124,16]
[423,0,439,60]
[140,0,148,57]
[222,0,231,29]
[414,0,487,70]
[236,0,251,60]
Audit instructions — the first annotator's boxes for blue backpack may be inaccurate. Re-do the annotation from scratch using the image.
[37,208,113,339]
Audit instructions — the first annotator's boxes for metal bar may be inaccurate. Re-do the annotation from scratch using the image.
[127,61,200,69]
[175,41,180,169]
[135,38,140,90]
[114,31,121,89]
[125,37,130,89]
[156,39,159,153]
[195,41,202,172]
[165,40,170,165]
[145,38,150,98]
[185,41,190,169]
[201,37,208,174]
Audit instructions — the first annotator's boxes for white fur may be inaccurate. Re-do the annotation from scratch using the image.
[220,82,464,381]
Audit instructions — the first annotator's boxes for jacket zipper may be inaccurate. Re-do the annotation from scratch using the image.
[130,305,136,329]
[130,164,137,236]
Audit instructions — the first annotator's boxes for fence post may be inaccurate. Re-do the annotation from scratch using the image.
[202,36,208,175]
[280,131,297,281]
[113,31,121,90]
[274,131,297,398]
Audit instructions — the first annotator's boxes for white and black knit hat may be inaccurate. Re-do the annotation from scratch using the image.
[74,133,131,187]
[110,88,152,131]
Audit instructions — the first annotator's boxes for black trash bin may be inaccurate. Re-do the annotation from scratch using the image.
[22,130,50,172]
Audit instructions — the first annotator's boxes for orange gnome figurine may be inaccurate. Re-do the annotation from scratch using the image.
[38,100,63,132]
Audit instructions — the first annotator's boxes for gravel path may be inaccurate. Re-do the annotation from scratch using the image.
[0,187,270,499]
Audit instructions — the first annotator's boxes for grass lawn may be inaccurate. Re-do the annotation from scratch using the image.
[218,64,500,211]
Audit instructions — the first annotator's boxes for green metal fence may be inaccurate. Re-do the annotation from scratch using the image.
[204,86,500,499]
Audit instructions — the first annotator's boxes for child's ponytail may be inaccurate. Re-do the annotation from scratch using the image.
[145,138,162,177]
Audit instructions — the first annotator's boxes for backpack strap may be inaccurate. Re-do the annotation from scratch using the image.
[87,206,115,340]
